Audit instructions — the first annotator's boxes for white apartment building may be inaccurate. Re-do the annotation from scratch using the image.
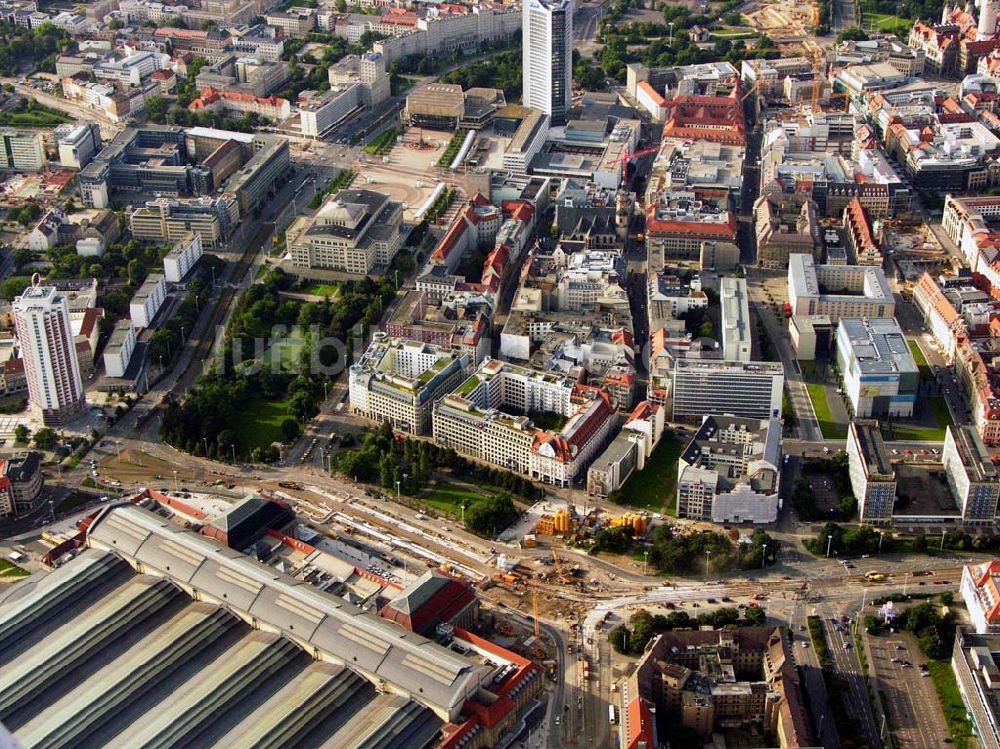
[55,121,101,170]
[502,108,549,173]
[787,253,895,320]
[720,277,752,363]
[93,51,160,86]
[0,129,45,171]
[103,320,136,378]
[163,232,203,283]
[672,360,784,420]
[432,358,616,486]
[13,285,86,425]
[943,424,1000,524]
[676,414,782,523]
[846,419,896,524]
[962,562,1000,634]
[348,336,470,436]
[522,0,573,123]
[299,85,362,138]
[129,273,166,329]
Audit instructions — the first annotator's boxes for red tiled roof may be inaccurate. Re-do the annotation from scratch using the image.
[645,206,737,240]
[378,571,476,634]
[623,696,656,749]
[637,80,667,108]
[78,307,101,338]
[431,211,471,265]
[190,86,288,110]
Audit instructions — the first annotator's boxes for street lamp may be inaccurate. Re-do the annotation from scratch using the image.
[230,444,237,464]
[202,436,208,456]
[761,543,768,570]
[396,480,401,500]
[826,535,833,558]
[705,550,712,580]
[643,549,649,576]
[878,530,884,554]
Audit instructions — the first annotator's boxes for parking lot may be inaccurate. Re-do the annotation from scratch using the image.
[866,630,950,748]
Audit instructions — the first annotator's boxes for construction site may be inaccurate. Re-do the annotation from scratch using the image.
[744,0,821,46]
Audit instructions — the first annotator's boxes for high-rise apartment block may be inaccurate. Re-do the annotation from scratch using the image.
[846,419,896,524]
[13,285,86,425]
[522,0,573,123]
[0,129,45,172]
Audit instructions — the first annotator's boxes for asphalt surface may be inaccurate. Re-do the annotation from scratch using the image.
[867,630,950,748]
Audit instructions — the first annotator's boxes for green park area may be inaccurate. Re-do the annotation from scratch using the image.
[230,398,294,455]
[419,481,492,518]
[613,434,684,514]
[862,10,912,36]
[298,283,340,298]
[806,383,847,440]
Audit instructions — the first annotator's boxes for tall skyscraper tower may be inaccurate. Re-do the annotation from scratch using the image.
[14,283,86,425]
[522,0,574,124]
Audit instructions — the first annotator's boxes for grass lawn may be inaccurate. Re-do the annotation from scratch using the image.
[418,481,492,518]
[893,397,952,441]
[264,337,305,372]
[230,397,293,457]
[709,29,757,38]
[805,383,848,439]
[299,283,339,298]
[614,434,683,514]
[863,11,912,36]
[908,339,932,381]
[0,559,28,578]
[928,660,975,749]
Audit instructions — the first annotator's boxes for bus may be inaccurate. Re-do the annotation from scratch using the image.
[609,705,617,725]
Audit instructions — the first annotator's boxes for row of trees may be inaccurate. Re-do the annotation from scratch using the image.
[862,0,944,20]
[610,605,768,656]
[147,260,223,367]
[14,424,58,450]
[648,526,778,574]
[806,521,1000,557]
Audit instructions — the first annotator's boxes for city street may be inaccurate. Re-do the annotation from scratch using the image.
[867,631,950,747]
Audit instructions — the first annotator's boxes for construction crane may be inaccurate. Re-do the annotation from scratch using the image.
[531,589,546,660]
[606,145,660,167]
[740,77,764,103]
[811,47,825,107]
